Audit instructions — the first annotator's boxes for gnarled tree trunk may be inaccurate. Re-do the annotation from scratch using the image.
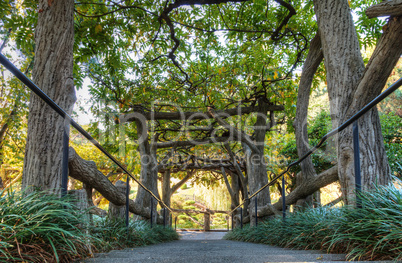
[108,180,130,220]
[313,0,401,204]
[68,147,165,222]
[243,103,272,226]
[22,0,76,195]
[133,119,159,223]
[294,33,324,208]
[258,166,338,217]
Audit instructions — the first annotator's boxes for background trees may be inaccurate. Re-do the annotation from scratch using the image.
[0,0,400,222]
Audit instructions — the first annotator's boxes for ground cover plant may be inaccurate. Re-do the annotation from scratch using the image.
[0,189,178,262]
[90,217,179,250]
[225,180,402,261]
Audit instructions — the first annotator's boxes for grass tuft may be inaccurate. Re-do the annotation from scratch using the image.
[225,179,402,261]
[90,217,179,250]
[0,188,178,262]
[0,188,97,262]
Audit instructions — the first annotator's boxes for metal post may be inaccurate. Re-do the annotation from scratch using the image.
[175,217,177,230]
[231,213,234,230]
[353,121,362,208]
[240,207,243,229]
[61,119,70,198]
[255,196,258,227]
[125,174,130,229]
[150,196,153,228]
[282,175,286,220]
[227,216,229,231]
[163,207,166,228]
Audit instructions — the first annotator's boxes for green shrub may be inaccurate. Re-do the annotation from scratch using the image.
[90,217,179,250]
[0,189,179,262]
[225,179,402,261]
[0,188,97,262]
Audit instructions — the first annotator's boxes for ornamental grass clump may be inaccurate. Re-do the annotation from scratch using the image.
[89,217,179,250]
[328,182,402,260]
[0,188,97,262]
[225,179,402,261]
[0,189,179,262]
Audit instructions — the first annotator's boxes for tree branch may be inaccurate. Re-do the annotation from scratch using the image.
[121,105,284,122]
[366,0,402,19]
[209,109,260,154]
[171,170,194,193]
[258,165,338,217]
[294,33,323,181]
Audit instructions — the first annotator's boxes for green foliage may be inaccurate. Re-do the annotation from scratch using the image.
[280,110,335,176]
[0,189,178,262]
[380,112,402,177]
[184,200,195,205]
[225,179,402,261]
[90,217,179,250]
[0,188,97,262]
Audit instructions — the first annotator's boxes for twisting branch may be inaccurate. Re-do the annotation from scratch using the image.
[208,109,260,154]
[271,0,296,41]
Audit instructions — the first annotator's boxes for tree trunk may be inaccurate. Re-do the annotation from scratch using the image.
[341,16,402,195]
[108,180,130,220]
[366,0,402,19]
[68,147,165,222]
[161,169,171,208]
[224,142,248,227]
[258,166,338,217]
[22,0,76,195]
[244,103,271,226]
[134,119,159,223]
[294,33,323,208]
[313,0,398,204]
[221,167,239,209]
[68,189,90,225]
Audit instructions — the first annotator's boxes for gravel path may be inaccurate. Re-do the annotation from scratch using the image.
[83,231,352,263]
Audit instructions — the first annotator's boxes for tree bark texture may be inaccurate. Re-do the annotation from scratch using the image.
[258,166,338,217]
[108,180,130,220]
[68,147,160,221]
[294,33,324,207]
[133,119,159,223]
[122,105,284,122]
[340,16,402,195]
[313,0,397,204]
[161,169,171,208]
[366,0,402,19]
[294,33,323,183]
[224,142,249,220]
[22,0,76,195]
[68,189,90,225]
[221,167,239,209]
[244,104,272,226]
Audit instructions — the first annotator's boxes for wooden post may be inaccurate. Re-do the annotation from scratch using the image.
[68,189,90,225]
[0,165,4,189]
[203,212,211,231]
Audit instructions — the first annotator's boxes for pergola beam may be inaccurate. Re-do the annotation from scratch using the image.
[122,105,284,122]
